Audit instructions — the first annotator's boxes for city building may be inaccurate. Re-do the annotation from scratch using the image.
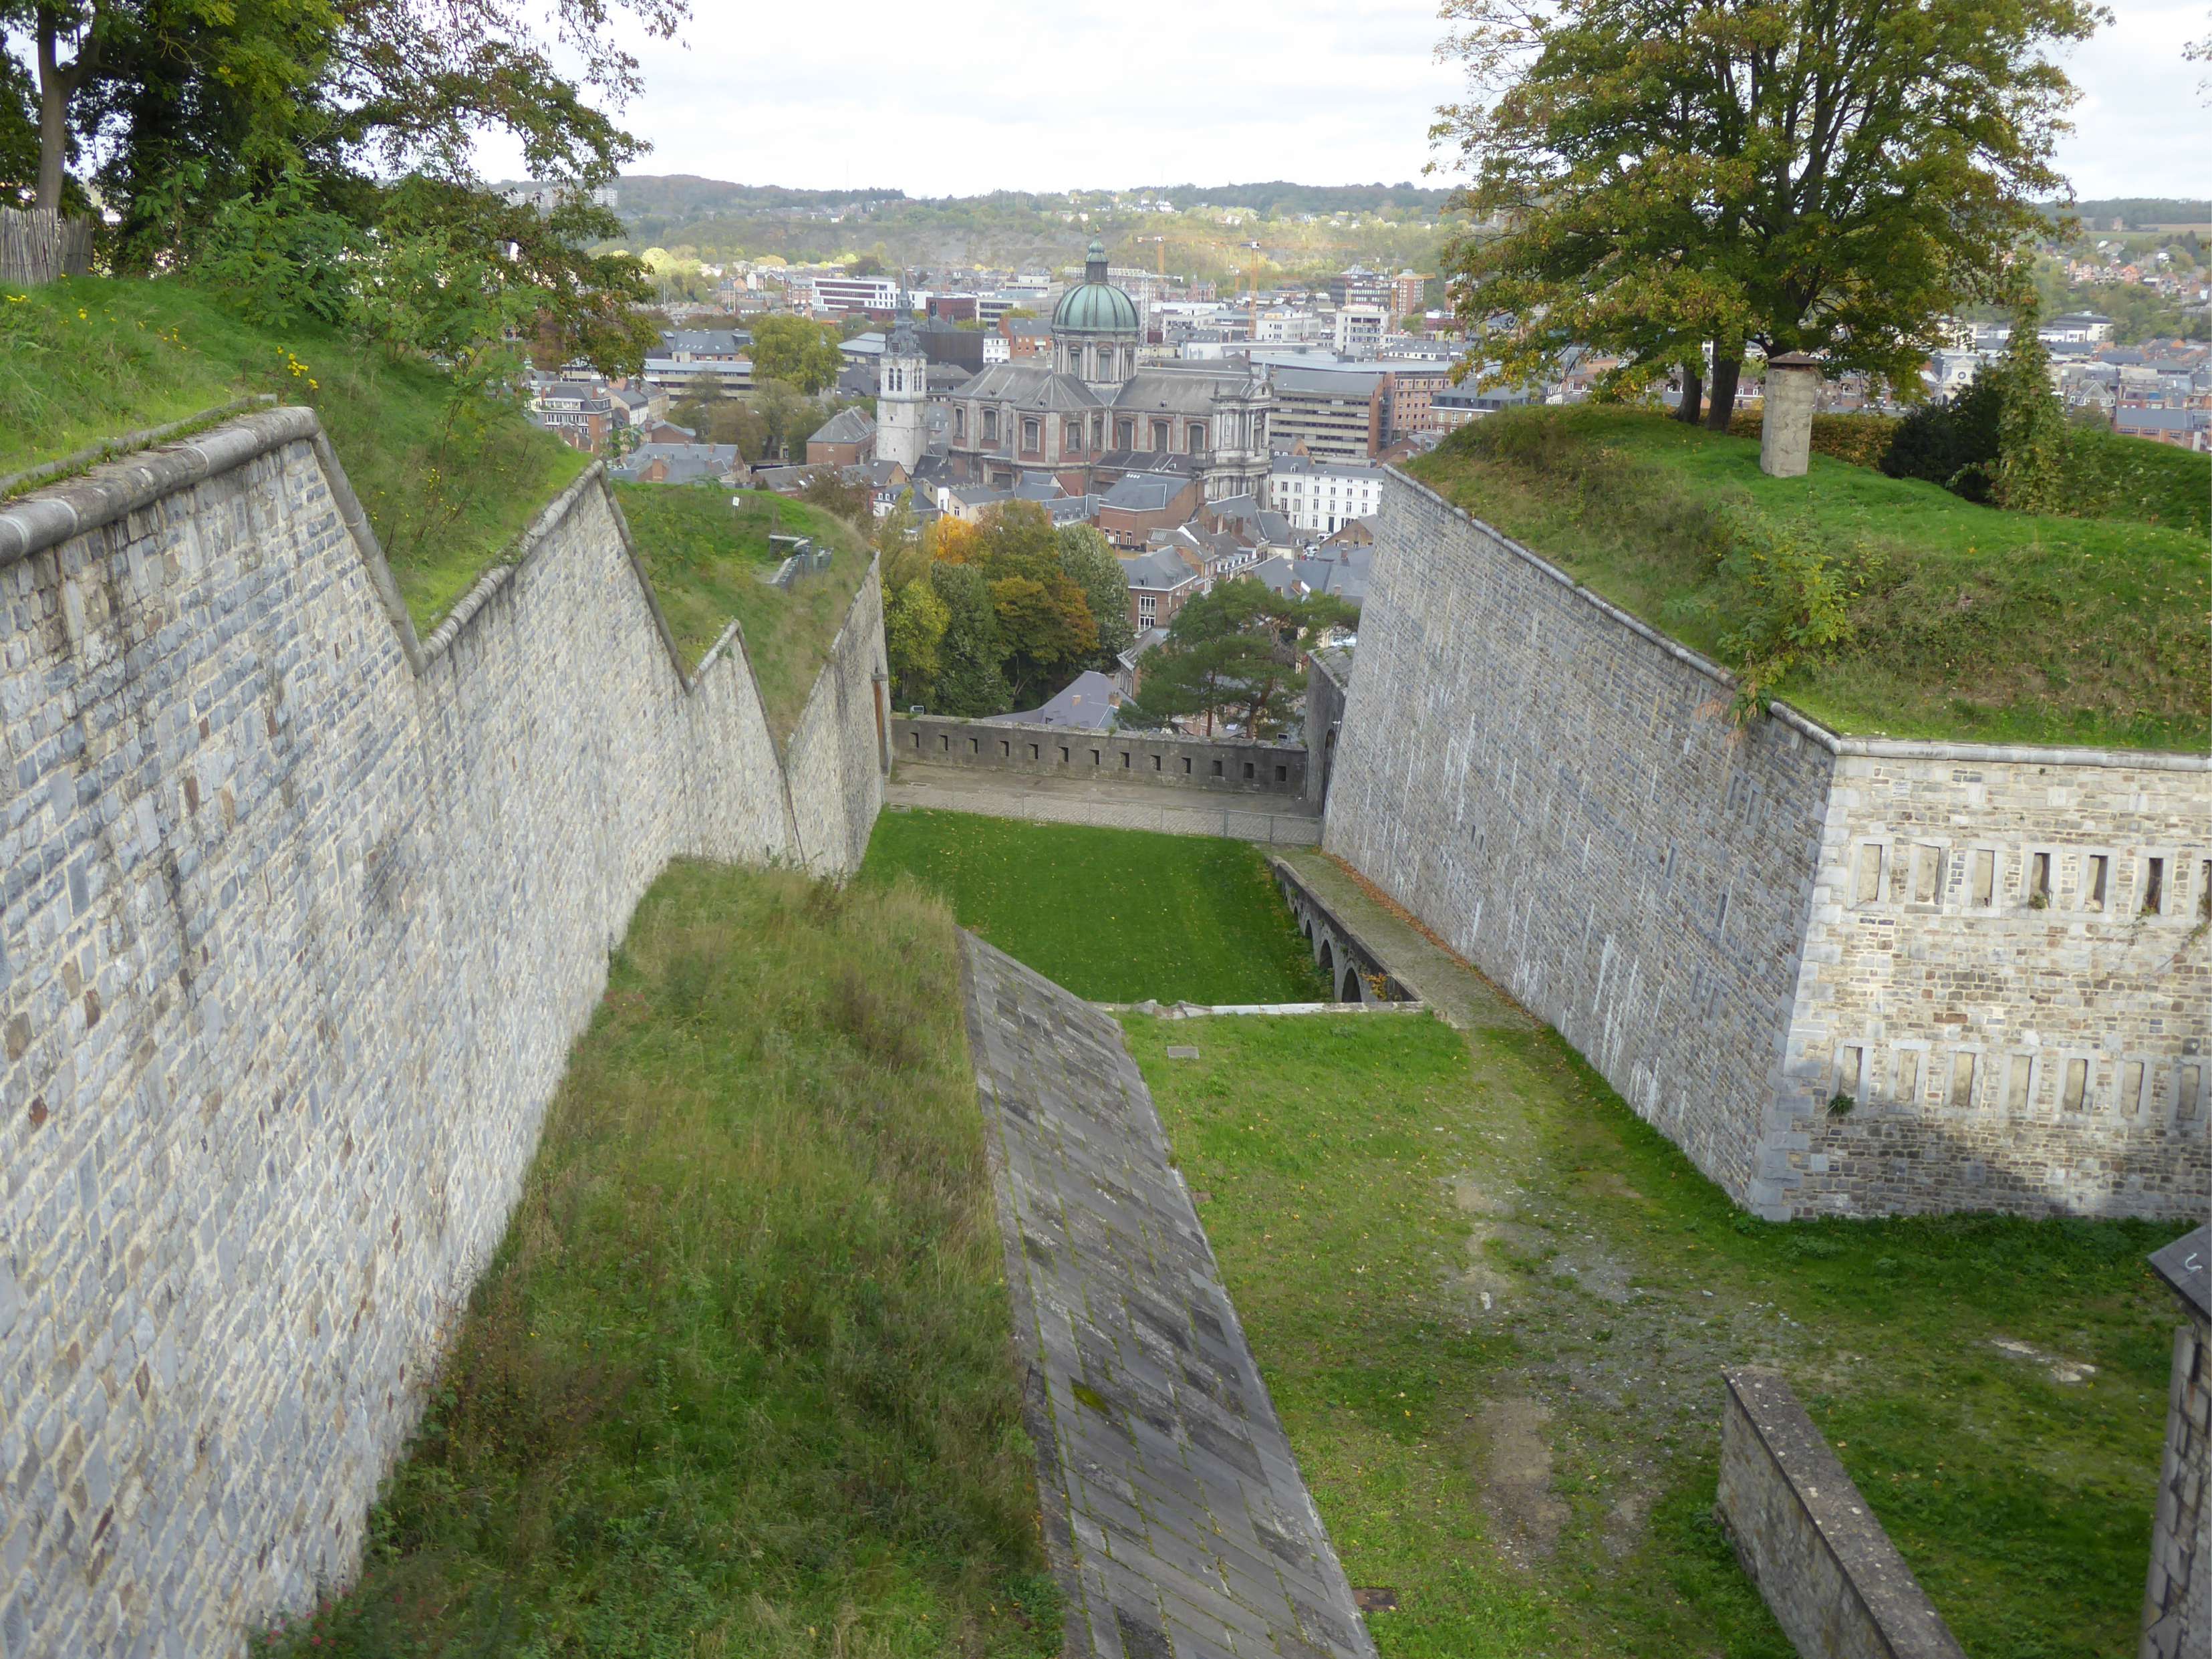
[936,241,1273,501]
[1332,305,1388,360]
[1268,364,1390,461]
[1270,454,1387,533]
[877,318,931,471]
[810,273,902,315]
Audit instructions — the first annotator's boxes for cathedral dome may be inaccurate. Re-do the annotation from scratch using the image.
[1052,239,1140,334]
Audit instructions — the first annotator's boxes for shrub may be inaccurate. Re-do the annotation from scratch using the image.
[1879,377,2003,501]
[1733,409,1901,469]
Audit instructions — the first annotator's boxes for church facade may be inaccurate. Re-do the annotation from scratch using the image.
[932,241,1272,501]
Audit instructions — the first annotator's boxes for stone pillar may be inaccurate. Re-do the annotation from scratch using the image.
[1758,352,1820,479]
[2142,1226,2209,1659]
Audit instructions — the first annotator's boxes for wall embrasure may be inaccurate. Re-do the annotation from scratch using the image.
[0,409,884,1657]
[1326,469,2209,1221]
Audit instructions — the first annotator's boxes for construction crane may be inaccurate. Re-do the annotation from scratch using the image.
[1135,234,1167,275]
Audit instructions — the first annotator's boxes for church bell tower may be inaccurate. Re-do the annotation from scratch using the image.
[878,313,928,471]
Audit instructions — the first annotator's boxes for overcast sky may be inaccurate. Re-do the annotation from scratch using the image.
[480,1,2210,201]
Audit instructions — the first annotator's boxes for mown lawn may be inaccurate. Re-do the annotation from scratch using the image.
[858,810,1329,1005]
[259,863,1057,1659]
[0,276,587,630]
[613,483,871,741]
[1405,407,2209,752]
[1127,1011,2189,1659]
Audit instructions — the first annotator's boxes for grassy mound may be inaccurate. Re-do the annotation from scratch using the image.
[859,810,1329,1005]
[1131,1011,2188,1659]
[1406,408,2209,752]
[613,483,871,741]
[0,277,587,630]
[259,862,1056,1658]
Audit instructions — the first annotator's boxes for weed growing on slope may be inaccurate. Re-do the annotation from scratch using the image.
[257,864,1057,1658]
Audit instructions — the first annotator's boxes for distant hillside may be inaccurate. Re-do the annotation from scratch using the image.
[587,174,1465,284]
[2042,197,2212,229]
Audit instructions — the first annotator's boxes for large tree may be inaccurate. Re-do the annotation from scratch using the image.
[1056,524,1135,666]
[1434,0,2104,423]
[1125,580,1355,739]
[746,315,845,395]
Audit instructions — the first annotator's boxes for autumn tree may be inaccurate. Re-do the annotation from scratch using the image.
[1056,524,1135,666]
[1125,580,1355,738]
[747,315,845,395]
[1434,0,2104,422]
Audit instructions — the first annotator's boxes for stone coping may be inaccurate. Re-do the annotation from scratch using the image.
[1720,1366,1966,1659]
[1099,999,1431,1018]
[1383,463,2210,773]
[2151,1225,2210,1322]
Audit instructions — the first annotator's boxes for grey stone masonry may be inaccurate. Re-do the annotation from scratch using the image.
[1717,1367,1966,1659]
[896,713,1308,799]
[958,933,1375,1659]
[0,409,886,1656]
[1268,859,1413,1006]
[2142,1226,2210,1659]
[1325,467,2209,1219]
[887,767,1321,847]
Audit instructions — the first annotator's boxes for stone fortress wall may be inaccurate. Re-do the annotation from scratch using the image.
[0,408,887,1656]
[1324,467,2209,1221]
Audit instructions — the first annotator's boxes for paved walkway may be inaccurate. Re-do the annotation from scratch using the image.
[960,934,1375,1659]
[891,764,1322,846]
[1274,850,1534,1032]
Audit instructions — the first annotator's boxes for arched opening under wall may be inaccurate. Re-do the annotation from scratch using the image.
[1317,942,1336,997]
[1342,967,1363,1004]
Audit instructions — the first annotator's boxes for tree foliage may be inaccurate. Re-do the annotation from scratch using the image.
[746,315,845,395]
[1056,525,1135,665]
[1124,580,1355,738]
[1435,0,2106,420]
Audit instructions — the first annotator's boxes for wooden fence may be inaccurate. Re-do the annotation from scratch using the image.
[0,208,94,285]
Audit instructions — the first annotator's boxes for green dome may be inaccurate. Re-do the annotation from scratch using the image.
[1053,239,1140,334]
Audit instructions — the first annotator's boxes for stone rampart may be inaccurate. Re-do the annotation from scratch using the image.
[0,408,885,1656]
[1270,858,1414,1005]
[1324,467,2209,1219]
[893,713,1307,798]
[1717,1367,1966,1659]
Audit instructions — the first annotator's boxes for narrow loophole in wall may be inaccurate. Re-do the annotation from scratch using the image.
[1027,744,1039,761]
[1911,845,1941,904]
[1059,746,1070,764]
[1091,749,1101,766]
[1950,1052,1978,1108]
[1895,1050,1921,1104]
[2122,1060,2147,1115]
[2180,1065,2204,1122]
[1212,759,1224,777]
[2199,860,2211,920]
[1121,751,1132,769]
[2062,1058,2088,1112]
[2029,852,2051,908]
[1000,740,1011,758]
[1970,849,1995,907]
[2005,1054,2033,1112]
[1181,757,1192,775]
[2084,855,2108,912]
[1243,763,1256,780]
[1836,1045,1863,1100]
[1152,755,1162,771]
[2142,856,2166,915]
[1854,844,1883,905]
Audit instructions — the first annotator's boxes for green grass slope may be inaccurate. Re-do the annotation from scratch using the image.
[859,809,1329,1005]
[1405,408,2209,751]
[0,277,587,629]
[1130,1011,2187,1659]
[259,863,1057,1658]
[613,483,871,741]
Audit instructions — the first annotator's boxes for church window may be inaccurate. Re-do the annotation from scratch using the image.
[1115,418,1135,449]
[1063,417,1081,451]
[984,408,999,442]
[1188,422,1206,455]
[1151,419,1169,451]
[1091,414,1105,449]
[1022,418,1041,452]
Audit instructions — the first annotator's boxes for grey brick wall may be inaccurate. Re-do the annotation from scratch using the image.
[1326,469,2209,1219]
[1327,471,1835,1211]
[0,410,884,1657]
[893,714,1308,797]
[1717,1367,1966,1659]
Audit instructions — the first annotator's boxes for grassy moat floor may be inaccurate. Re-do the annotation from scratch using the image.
[858,809,1331,1005]
[1126,1009,2190,1659]
[257,863,1057,1658]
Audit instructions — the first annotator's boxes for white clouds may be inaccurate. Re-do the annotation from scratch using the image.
[480,0,2208,200]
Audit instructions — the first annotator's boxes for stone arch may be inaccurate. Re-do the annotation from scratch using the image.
[1341,965,1363,1004]
[1317,940,1336,994]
